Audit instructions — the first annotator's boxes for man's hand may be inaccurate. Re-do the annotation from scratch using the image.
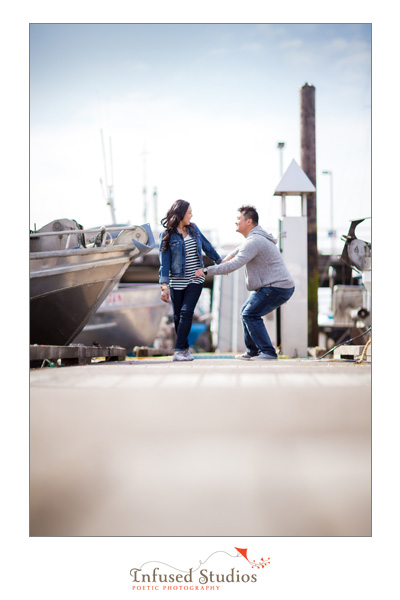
[195,268,205,277]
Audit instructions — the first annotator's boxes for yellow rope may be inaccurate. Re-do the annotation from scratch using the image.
[357,338,371,363]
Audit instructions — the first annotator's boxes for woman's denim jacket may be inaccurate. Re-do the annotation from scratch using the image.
[159,223,222,284]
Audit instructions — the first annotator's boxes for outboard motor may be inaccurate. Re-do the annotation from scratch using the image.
[339,217,371,327]
[340,218,371,293]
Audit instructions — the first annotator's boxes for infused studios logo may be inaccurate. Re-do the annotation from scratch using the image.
[130,547,270,592]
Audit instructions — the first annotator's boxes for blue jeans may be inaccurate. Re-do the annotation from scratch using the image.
[170,283,204,351]
[241,286,295,358]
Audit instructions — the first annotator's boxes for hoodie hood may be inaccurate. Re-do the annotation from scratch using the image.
[248,225,278,245]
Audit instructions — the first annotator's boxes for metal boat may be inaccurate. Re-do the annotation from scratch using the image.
[30,218,156,346]
[75,283,169,350]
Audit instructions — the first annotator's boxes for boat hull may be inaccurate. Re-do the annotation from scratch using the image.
[75,284,169,349]
[30,218,157,347]
[30,245,138,346]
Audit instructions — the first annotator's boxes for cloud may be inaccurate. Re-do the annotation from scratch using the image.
[325,38,350,53]
[129,61,149,72]
[279,38,304,50]
[207,47,230,57]
[240,42,264,54]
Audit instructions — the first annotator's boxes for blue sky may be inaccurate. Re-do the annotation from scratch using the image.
[30,24,371,248]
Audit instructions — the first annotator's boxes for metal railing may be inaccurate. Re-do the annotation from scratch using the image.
[30,225,143,249]
[29,225,141,238]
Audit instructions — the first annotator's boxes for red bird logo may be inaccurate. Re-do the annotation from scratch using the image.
[235,547,270,568]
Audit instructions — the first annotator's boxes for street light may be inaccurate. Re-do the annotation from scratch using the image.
[322,170,335,255]
[277,142,285,177]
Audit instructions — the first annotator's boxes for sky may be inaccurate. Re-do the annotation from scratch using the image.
[30,23,371,250]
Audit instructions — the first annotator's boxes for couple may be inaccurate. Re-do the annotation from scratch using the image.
[159,199,295,362]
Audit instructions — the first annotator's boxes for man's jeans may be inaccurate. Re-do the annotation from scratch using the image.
[241,286,295,358]
[170,283,204,351]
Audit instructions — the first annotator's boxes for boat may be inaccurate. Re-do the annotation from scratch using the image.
[30,218,155,346]
[75,283,169,350]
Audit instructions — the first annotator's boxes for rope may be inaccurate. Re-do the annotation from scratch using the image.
[357,338,371,363]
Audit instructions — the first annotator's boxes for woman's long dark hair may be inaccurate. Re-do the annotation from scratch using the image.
[160,199,191,251]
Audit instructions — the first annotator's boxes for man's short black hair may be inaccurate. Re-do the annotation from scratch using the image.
[238,205,259,225]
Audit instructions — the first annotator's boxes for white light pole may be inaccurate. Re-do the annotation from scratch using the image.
[322,170,335,255]
[277,142,285,177]
[274,159,315,357]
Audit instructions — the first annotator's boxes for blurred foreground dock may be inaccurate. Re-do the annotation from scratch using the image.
[30,356,371,536]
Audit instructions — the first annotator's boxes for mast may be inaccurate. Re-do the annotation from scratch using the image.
[100,128,117,225]
[140,145,149,223]
[153,186,158,233]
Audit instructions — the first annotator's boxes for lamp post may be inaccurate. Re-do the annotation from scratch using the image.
[277,142,285,177]
[274,159,315,357]
[322,170,335,255]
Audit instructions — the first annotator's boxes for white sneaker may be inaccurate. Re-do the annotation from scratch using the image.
[250,353,278,360]
[172,351,193,361]
[235,352,255,360]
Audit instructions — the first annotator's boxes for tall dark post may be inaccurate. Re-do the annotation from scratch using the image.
[300,83,319,347]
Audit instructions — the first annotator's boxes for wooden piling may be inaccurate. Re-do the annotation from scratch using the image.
[300,83,319,347]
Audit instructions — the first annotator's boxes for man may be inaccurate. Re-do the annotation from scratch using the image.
[195,205,295,360]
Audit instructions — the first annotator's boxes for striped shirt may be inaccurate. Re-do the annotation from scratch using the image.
[170,233,205,290]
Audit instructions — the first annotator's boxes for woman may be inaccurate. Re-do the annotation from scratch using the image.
[159,199,222,361]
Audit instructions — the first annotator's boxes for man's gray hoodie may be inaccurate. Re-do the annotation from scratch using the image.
[206,225,295,291]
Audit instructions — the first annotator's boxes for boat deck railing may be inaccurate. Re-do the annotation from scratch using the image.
[30,225,145,250]
[30,225,144,237]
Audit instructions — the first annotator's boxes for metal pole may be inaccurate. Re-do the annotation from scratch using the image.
[100,129,109,190]
[108,137,117,225]
[330,172,334,255]
[231,269,239,353]
[277,142,285,177]
[281,193,286,217]
[100,129,117,224]
[140,146,148,223]
[153,186,158,233]
[322,170,334,255]
[300,83,319,347]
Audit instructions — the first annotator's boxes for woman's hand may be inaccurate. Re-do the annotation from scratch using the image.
[161,287,170,303]
[220,254,233,264]
[195,268,205,277]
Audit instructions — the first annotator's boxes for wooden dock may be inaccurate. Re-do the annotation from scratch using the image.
[30,356,371,537]
[30,344,126,368]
